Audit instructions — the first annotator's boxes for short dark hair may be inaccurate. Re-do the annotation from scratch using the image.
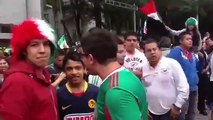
[0,56,9,65]
[139,41,145,50]
[88,27,102,33]
[62,51,85,70]
[115,36,124,45]
[159,36,172,48]
[55,49,66,58]
[144,38,160,50]
[124,32,138,40]
[80,29,117,64]
[179,31,191,41]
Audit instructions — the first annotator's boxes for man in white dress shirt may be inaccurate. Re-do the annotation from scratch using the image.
[142,38,189,120]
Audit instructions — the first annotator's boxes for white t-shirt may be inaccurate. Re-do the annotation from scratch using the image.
[210,53,213,81]
[88,75,102,87]
[124,49,147,72]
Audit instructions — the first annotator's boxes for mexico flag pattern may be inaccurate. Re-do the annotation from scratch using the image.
[138,0,161,21]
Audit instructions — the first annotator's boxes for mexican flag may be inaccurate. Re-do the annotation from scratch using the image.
[57,35,69,49]
[138,0,161,21]
[138,0,170,40]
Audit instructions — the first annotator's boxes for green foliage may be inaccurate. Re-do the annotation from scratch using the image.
[48,0,213,35]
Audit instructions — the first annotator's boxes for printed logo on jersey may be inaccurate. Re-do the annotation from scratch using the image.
[62,104,72,110]
[88,99,96,109]
[130,62,139,67]
[64,112,94,120]
[125,57,143,63]
[124,56,144,72]
[161,68,168,73]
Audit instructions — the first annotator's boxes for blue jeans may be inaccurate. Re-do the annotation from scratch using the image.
[179,91,197,120]
[149,111,171,120]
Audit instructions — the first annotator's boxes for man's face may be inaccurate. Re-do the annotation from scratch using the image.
[0,59,9,72]
[26,39,51,69]
[117,44,125,65]
[64,59,85,85]
[78,47,97,75]
[54,55,64,68]
[202,40,207,50]
[125,35,138,52]
[180,34,193,49]
[144,42,162,64]
[205,38,213,52]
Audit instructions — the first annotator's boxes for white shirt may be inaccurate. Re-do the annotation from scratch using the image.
[142,57,189,115]
[88,75,102,87]
[210,54,213,81]
[124,49,147,72]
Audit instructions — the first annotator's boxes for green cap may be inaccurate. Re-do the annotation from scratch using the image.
[185,17,198,26]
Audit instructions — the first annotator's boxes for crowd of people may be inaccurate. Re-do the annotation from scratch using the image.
[0,17,212,120]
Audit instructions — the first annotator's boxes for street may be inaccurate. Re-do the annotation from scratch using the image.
[196,109,209,120]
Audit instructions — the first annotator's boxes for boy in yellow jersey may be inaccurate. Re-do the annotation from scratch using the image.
[57,51,99,120]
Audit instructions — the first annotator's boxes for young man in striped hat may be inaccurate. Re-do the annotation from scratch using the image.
[0,18,59,120]
[80,29,148,120]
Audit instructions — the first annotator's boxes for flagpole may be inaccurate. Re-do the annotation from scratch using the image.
[133,3,136,32]
[196,0,199,29]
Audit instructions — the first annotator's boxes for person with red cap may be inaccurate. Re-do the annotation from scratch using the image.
[0,18,59,120]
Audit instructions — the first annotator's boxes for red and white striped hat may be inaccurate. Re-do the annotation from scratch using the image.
[11,18,57,63]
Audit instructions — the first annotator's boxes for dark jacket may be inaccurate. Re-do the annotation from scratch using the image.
[0,61,59,120]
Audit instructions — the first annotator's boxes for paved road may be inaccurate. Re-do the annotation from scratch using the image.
[195,110,209,120]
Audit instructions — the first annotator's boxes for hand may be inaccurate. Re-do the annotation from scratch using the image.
[202,36,209,42]
[57,72,66,81]
[125,67,133,71]
[51,72,66,87]
[197,52,204,58]
[201,68,209,74]
[170,106,181,120]
[52,73,59,80]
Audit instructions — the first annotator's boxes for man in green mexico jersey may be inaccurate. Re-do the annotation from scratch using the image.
[79,29,148,120]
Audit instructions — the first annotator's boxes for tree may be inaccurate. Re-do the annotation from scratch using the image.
[51,0,94,43]
[46,0,60,14]
[155,0,213,34]
[102,0,146,33]
[69,0,94,38]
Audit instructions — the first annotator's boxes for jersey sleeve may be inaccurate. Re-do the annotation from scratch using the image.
[105,88,145,120]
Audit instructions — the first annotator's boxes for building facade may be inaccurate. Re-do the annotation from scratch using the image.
[0,0,55,47]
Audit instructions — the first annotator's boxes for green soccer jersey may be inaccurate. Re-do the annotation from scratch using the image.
[95,67,148,120]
